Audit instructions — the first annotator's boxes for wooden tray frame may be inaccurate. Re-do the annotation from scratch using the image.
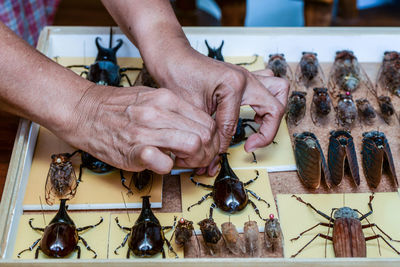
[1,26,400,266]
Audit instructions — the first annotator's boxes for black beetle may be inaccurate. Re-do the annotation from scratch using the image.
[187,153,270,220]
[114,196,178,258]
[290,194,400,257]
[205,40,258,66]
[230,118,258,162]
[17,199,103,259]
[120,169,154,195]
[67,28,141,86]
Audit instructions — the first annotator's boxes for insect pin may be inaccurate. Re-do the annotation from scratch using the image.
[287,91,307,126]
[198,217,222,256]
[221,220,246,256]
[45,151,80,205]
[290,194,400,257]
[327,130,360,186]
[293,132,331,189]
[264,214,282,253]
[114,196,178,258]
[187,153,270,220]
[18,199,103,259]
[361,131,398,188]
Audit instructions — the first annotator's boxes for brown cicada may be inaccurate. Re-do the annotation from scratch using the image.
[377,95,396,124]
[287,91,307,126]
[264,214,282,253]
[198,217,222,256]
[244,220,259,256]
[267,53,292,80]
[45,152,79,205]
[311,87,332,125]
[221,221,246,256]
[295,52,325,89]
[376,51,400,97]
[336,92,357,128]
[327,130,360,186]
[356,98,376,125]
[361,131,398,188]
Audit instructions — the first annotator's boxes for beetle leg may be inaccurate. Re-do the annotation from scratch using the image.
[190,174,213,189]
[161,247,166,258]
[120,170,133,195]
[164,236,179,258]
[77,164,83,184]
[17,238,41,258]
[115,217,131,231]
[79,71,89,78]
[66,64,89,69]
[79,236,97,258]
[28,218,44,232]
[291,195,332,221]
[209,202,217,220]
[290,222,333,241]
[363,223,400,242]
[291,233,332,258]
[126,247,131,259]
[244,170,260,187]
[243,123,257,134]
[120,73,133,86]
[365,234,400,255]
[75,245,81,259]
[246,189,270,208]
[251,152,257,163]
[358,193,375,221]
[34,246,41,259]
[115,233,130,255]
[163,216,177,231]
[247,199,266,220]
[187,192,213,211]
[77,217,104,232]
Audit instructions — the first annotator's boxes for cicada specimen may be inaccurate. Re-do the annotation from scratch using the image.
[198,218,222,256]
[376,51,400,97]
[244,220,259,257]
[356,98,376,125]
[267,53,292,80]
[311,87,332,125]
[287,91,307,126]
[295,52,325,88]
[377,95,396,124]
[45,153,79,205]
[221,222,246,256]
[327,130,360,186]
[264,214,282,253]
[336,92,357,128]
[361,131,398,188]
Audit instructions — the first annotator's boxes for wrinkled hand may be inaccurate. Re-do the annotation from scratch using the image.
[152,49,289,175]
[60,84,219,174]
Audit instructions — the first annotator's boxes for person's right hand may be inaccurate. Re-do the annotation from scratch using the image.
[57,84,219,174]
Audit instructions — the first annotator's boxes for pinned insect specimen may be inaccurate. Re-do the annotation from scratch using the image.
[264,214,282,252]
[293,132,331,189]
[205,40,258,65]
[290,194,400,257]
[187,153,270,220]
[376,51,400,96]
[377,95,396,124]
[336,92,357,128]
[136,64,158,88]
[171,217,194,246]
[45,152,80,205]
[18,199,103,259]
[311,87,332,125]
[231,118,258,162]
[267,53,292,79]
[114,196,178,258]
[221,222,246,256]
[356,98,376,124]
[67,28,141,86]
[198,218,222,256]
[287,91,307,126]
[121,169,153,195]
[361,131,398,188]
[296,52,325,88]
[244,220,259,256]
[327,130,360,186]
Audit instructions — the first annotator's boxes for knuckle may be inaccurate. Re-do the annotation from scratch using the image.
[224,70,246,91]
[156,88,176,104]
[139,146,156,164]
[185,134,202,155]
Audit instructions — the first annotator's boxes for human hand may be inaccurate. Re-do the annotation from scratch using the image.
[58,85,219,174]
[150,50,289,175]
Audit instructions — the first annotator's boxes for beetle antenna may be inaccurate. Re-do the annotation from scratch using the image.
[39,196,46,225]
[109,27,113,49]
[120,191,130,222]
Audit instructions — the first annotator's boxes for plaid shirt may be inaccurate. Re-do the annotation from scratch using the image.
[0,0,60,46]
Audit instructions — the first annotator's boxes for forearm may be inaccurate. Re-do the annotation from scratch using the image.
[101,0,195,81]
[0,22,91,133]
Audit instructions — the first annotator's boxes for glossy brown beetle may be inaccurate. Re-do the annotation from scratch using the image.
[356,98,376,124]
[290,194,400,257]
[187,153,270,220]
[264,214,282,252]
[293,132,331,189]
[114,196,178,258]
[287,91,307,126]
[18,199,103,259]
[327,130,360,186]
[45,152,80,205]
[336,92,357,128]
[198,217,222,256]
[361,131,398,188]
[311,87,332,125]
[231,118,258,162]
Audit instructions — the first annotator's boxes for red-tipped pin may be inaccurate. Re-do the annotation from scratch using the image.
[269,214,274,220]
[179,218,185,224]
[346,91,350,96]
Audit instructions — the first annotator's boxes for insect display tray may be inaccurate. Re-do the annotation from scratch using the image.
[2,27,400,267]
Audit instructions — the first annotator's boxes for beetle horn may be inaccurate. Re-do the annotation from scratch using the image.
[205,40,212,50]
[113,39,123,52]
[95,37,106,51]
[217,40,224,52]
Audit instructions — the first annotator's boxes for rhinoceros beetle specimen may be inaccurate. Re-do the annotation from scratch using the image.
[18,199,103,259]
[120,169,154,195]
[205,40,258,65]
[114,196,178,258]
[187,153,270,220]
[67,28,141,86]
[230,118,258,163]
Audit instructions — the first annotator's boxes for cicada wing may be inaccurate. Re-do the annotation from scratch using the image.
[317,60,327,87]
[294,140,322,189]
[345,136,360,186]
[45,162,78,205]
[327,136,346,186]
[383,137,398,187]
[45,164,56,205]
[362,138,384,188]
[294,62,302,86]
[317,139,332,188]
